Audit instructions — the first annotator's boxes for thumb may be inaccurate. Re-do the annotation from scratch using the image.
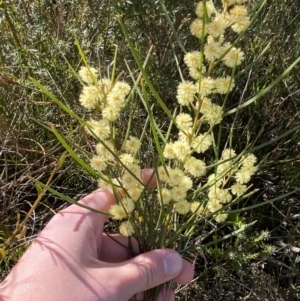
[114,249,183,298]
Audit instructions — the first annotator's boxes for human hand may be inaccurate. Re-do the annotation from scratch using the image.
[0,169,194,301]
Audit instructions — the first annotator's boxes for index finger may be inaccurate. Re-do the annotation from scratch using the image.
[65,168,158,229]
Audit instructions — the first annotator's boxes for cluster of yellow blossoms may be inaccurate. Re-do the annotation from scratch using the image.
[178,0,250,125]
[78,67,144,236]
[158,0,256,223]
[77,0,257,236]
[204,150,258,222]
[158,146,257,224]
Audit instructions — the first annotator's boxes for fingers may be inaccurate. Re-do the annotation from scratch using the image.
[129,286,175,301]
[58,169,157,229]
[173,258,194,285]
[103,249,187,300]
[76,168,157,213]
[99,235,194,283]
[156,287,175,301]
[38,169,157,256]
[99,234,140,262]
[51,188,117,241]
[140,168,157,188]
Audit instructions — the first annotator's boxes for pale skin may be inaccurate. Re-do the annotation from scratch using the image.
[0,169,194,301]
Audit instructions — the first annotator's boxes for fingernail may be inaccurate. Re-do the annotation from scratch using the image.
[163,252,182,277]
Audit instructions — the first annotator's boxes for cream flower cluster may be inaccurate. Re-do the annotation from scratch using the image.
[206,150,258,222]
[106,156,145,236]
[189,1,248,66]
[180,1,249,125]
[158,119,211,218]
[157,1,255,223]
[156,166,193,215]
[177,0,250,118]
[157,148,257,224]
[78,66,131,115]
[160,141,257,223]
[77,0,256,235]
[78,67,144,236]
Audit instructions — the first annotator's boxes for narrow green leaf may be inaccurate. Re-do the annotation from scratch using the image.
[118,16,175,123]
[35,182,43,196]
[158,0,187,54]
[225,56,300,115]
[56,151,68,170]
[248,125,300,153]
[202,221,257,248]
[50,125,99,177]
[29,177,110,216]
[30,77,88,127]
[228,189,300,213]
[236,42,271,79]
[140,80,165,164]
[0,248,6,259]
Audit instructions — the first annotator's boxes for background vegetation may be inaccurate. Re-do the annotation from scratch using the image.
[1,0,299,300]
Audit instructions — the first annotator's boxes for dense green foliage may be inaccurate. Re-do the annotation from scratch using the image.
[1,0,299,299]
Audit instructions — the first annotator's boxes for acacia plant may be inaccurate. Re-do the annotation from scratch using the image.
[28,0,300,299]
